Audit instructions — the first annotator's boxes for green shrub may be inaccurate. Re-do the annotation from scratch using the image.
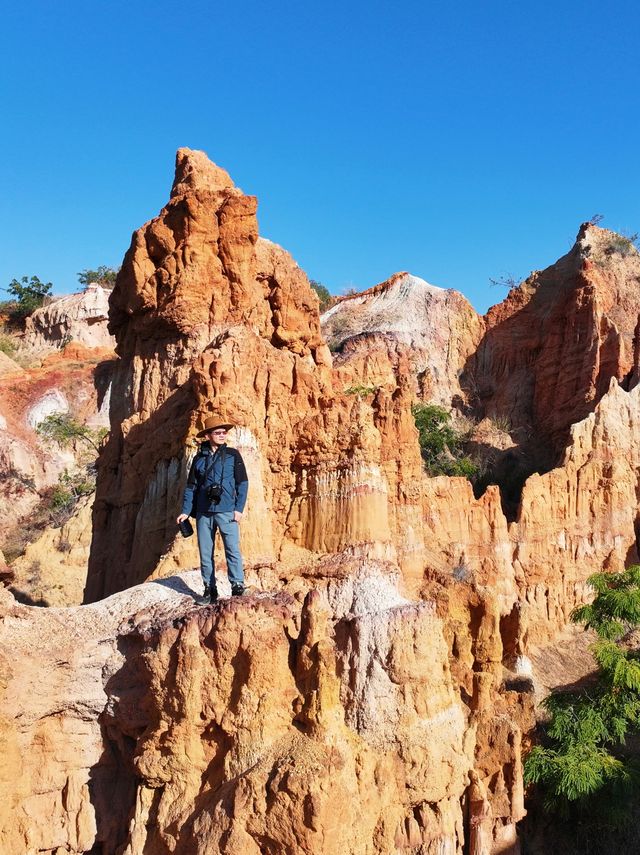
[36,412,107,453]
[77,266,119,289]
[309,279,333,312]
[0,332,17,356]
[3,275,53,320]
[51,471,93,506]
[604,233,638,258]
[344,384,377,397]
[450,456,480,478]
[45,470,94,527]
[524,566,640,822]
[3,467,96,562]
[412,403,478,479]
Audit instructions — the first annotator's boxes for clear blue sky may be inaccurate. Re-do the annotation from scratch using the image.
[1,0,639,313]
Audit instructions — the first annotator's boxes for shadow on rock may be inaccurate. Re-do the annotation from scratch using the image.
[152,575,200,598]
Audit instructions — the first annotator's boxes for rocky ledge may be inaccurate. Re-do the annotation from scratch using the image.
[0,559,534,854]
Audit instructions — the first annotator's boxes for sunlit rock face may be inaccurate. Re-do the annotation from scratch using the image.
[36,148,640,854]
[0,344,113,560]
[0,565,532,855]
[23,284,115,350]
[86,148,430,600]
[86,150,640,639]
[470,224,640,466]
[323,271,485,408]
[9,493,94,606]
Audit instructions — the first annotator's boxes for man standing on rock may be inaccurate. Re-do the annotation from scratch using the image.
[177,416,248,604]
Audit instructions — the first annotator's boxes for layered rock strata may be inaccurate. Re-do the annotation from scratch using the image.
[23,283,115,350]
[0,343,113,548]
[88,151,640,649]
[470,224,640,465]
[69,148,640,852]
[0,564,531,855]
[88,148,427,598]
[323,272,484,408]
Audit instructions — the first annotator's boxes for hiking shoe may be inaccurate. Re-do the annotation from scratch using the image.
[195,584,218,605]
[231,583,245,597]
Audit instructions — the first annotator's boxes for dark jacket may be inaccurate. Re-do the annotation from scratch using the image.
[181,442,249,517]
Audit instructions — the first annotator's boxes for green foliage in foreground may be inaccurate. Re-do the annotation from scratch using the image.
[411,403,478,479]
[524,566,640,814]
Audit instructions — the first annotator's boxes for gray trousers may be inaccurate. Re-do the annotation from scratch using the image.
[195,512,244,588]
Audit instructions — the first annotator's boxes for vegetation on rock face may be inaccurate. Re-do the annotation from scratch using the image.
[49,471,94,517]
[412,403,478,478]
[488,273,522,290]
[1,275,53,323]
[590,228,639,266]
[344,383,378,397]
[309,279,333,313]
[3,475,93,567]
[36,413,107,454]
[77,266,119,289]
[603,232,639,259]
[524,566,640,838]
[4,415,107,565]
[0,330,17,356]
[3,471,94,564]
[325,313,359,353]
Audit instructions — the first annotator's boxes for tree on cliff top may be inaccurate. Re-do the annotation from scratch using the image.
[524,566,640,834]
[77,266,118,290]
[309,279,333,312]
[1,275,53,322]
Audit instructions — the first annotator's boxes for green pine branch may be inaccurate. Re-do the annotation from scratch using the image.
[525,565,640,818]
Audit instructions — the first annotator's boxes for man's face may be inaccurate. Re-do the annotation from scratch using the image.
[208,428,228,447]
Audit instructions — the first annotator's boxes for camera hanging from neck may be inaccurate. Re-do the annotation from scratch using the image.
[203,444,226,504]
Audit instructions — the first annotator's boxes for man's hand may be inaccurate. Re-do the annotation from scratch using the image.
[234,510,243,523]
[177,513,188,524]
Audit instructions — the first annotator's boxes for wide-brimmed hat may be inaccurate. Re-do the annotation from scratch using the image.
[196,415,236,438]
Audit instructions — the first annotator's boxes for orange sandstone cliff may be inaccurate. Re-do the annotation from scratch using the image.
[0,341,113,574]
[86,148,426,599]
[322,271,485,407]
[3,149,640,853]
[470,224,640,467]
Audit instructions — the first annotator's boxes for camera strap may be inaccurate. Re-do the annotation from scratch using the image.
[199,445,226,488]
[214,447,226,487]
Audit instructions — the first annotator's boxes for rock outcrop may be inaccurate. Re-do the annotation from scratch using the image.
[0,564,531,855]
[0,344,113,548]
[7,148,640,854]
[88,148,425,599]
[23,283,115,350]
[87,152,640,657]
[419,377,640,646]
[9,494,94,606]
[323,272,484,408]
[470,224,640,466]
